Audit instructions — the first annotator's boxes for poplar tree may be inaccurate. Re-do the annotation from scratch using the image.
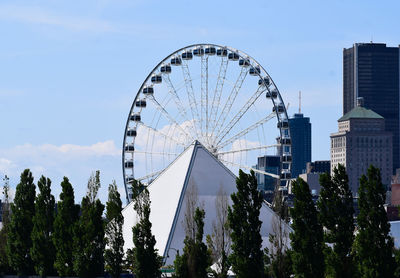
[0,175,11,274]
[132,186,161,278]
[228,170,264,278]
[31,176,56,277]
[174,207,211,278]
[290,178,324,278]
[53,177,79,276]
[73,170,105,278]
[354,165,395,277]
[7,169,36,275]
[317,164,355,277]
[105,180,124,278]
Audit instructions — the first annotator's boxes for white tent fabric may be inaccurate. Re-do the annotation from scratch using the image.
[122,141,291,265]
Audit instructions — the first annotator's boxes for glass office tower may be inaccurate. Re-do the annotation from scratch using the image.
[289,113,311,178]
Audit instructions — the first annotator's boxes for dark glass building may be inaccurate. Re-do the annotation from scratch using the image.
[255,155,280,192]
[343,43,400,171]
[289,113,311,178]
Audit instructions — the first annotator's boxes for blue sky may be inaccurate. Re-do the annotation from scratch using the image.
[1,0,399,202]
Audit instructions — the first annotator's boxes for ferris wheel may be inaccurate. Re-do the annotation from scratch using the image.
[122,44,292,203]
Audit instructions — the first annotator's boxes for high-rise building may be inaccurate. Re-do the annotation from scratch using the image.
[343,43,400,171]
[289,113,311,178]
[330,99,393,194]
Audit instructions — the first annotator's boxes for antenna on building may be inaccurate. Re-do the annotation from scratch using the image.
[298,91,301,114]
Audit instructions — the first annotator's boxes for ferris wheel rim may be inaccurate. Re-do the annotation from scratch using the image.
[122,43,292,203]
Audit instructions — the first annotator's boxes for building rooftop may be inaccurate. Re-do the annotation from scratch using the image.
[338,106,383,122]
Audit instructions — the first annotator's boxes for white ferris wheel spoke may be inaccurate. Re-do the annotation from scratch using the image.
[209,56,229,134]
[201,55,209,138]
[215,85,267,146]
[148,96,195,143]
[163,74,197,134]
[211,66,248,139]
[217,144,279,155]
[138,122,187,147]
[137,170,164,182]
[216,112,276,149]
[219,158,280,179]
[181,60,201,137]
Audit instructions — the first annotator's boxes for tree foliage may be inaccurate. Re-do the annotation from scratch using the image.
[132,184,162,278]
[354,165,395,277]
[174,207,211,278]
[317,164,355,277]
[105,180,124,278]
[6,169,36,275]
[53,177,80,276]
[31,175,56,277]
[228,170,264,278]
[290,177,324,278]
[0,175,11,274]
[73,170,105,278]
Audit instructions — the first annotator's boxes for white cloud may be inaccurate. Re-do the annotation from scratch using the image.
[0,140,123,202]
[3,140,120,159]
[0,158,15,173]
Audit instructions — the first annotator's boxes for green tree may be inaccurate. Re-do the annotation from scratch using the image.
[0,175,11,274]
[228,170,264,278]
[132,185,161,278]
[105,180,124,278]
[290,177,324,278]
[354,165,395,277]
[317,164,355,278]
[73,170,105,278]
[53,177,80,276]
[6,169,36,275]
[174,207,211,278]
[31,175,56,277]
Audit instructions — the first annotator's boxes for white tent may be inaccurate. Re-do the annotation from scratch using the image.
[122,141,291,265]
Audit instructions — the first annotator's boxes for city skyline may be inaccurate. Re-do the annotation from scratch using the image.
[1,0,400,201]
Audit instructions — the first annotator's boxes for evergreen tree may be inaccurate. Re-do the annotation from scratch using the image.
[31,175,56,277]
[6,169,36,275]
[174,207,211,278]
[52,177,79,277]
[53,177,79,276]
[73,170,105,278]
[354,165,395,277]
[228,170,264,278]
[317,164,355,278]
[290,177,324,278]
[132,186,161,278]
[105,180,124,278]
[0,175,11,274]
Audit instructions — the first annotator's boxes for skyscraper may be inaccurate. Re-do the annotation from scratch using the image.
[289,113,311,178]
[343,43,400,171]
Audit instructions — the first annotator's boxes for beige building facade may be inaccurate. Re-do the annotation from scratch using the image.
[330,104,392,195]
